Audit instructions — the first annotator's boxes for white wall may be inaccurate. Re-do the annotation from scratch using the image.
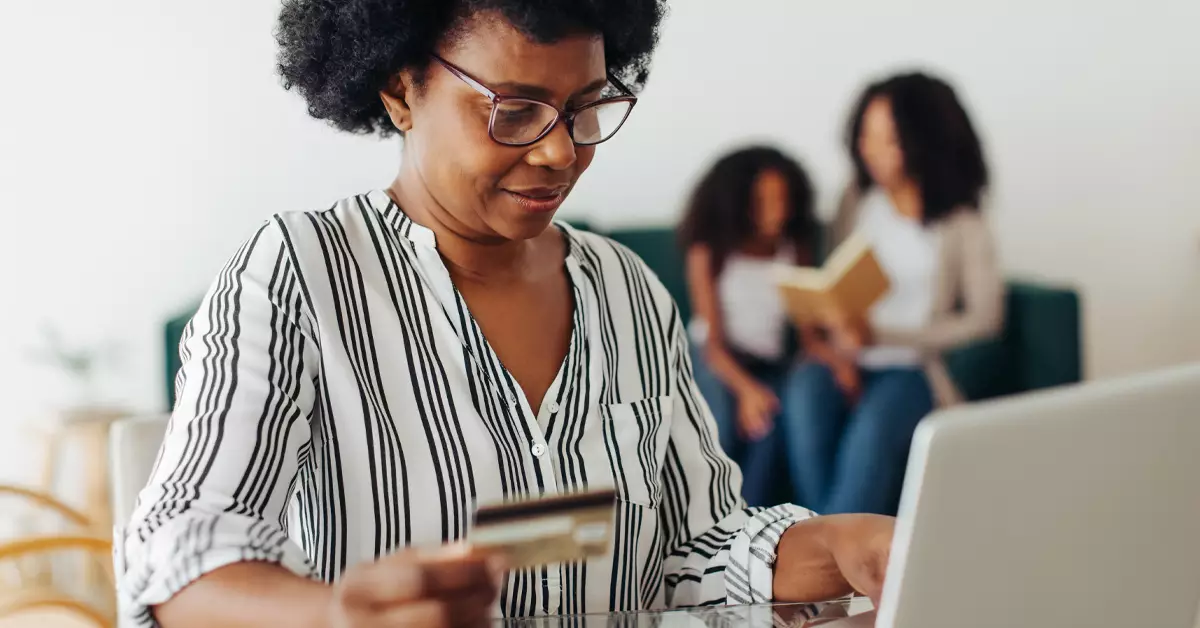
[1,0,1198,484]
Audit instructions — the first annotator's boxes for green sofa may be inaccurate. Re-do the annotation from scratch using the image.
[163,225,1081,408]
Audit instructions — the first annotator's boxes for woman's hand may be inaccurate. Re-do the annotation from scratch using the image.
[820,514,894,607]
[733,380,779,441]
[830,360,862,402]
[328,547,504,628]
[801,324,862,401]
[773,514,895,609]
[825,318,871,363]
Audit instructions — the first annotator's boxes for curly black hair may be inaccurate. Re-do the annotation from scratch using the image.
[678,146,817,278]
[847,71,989,223]
[276,0,666,136]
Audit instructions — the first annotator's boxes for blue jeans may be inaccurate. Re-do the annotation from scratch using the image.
[780,362,934,515]
[689,344,786,508]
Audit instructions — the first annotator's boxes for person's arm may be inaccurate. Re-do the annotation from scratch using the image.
[119,220,320,627]
[659,319,893,608]
[154,551,503,628]
[873,213,1004,351]
[153,564,331,628]
[683,244,761,394]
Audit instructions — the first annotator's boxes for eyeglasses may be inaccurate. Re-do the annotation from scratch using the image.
[431,55,638,147]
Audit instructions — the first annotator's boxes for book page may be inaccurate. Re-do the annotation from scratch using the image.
[774,234,889,327]
[773,263,828,291]
[827,241,890,320]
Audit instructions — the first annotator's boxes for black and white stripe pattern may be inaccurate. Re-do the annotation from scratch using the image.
[117,190,816,626]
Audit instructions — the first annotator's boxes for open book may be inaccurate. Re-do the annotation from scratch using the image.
[773,233,891,326]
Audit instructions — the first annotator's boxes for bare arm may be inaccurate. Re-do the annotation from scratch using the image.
[157,552,501,628]
[684,244,759,394]
[155,564,332,628]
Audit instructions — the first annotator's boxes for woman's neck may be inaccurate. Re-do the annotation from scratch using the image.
[738,236,780,258]
[884,180,924,221]
[387,170,544,285]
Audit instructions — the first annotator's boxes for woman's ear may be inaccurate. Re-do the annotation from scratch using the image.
[379,71,415,133]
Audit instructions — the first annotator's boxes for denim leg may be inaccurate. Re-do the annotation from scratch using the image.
[735,422,783,508]
[687,343,738,459]
[822,369,935,516]
[732,367,791,508]
[779,362,850,512]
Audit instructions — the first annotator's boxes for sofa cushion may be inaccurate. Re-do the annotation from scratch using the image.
[604,227,691,324]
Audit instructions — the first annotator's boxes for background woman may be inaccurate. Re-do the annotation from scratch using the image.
[679,146,817,506]
[782,71,1004,516]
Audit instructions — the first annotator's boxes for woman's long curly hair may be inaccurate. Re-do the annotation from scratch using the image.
[847,71,990,222]
[678,146,817,277]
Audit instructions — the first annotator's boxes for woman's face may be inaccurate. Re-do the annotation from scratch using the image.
[858,96,906,190]
[400,15,606,241]
[752,169,790,241]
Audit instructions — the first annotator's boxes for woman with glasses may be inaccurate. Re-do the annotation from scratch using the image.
[120,2,897,627]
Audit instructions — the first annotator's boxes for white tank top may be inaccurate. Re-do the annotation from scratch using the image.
[855,191,941,368]
[689,248,791,362]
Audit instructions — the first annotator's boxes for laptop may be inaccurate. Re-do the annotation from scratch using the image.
[877,363,1200,628]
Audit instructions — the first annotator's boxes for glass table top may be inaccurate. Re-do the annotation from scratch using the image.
[497,601,854,627]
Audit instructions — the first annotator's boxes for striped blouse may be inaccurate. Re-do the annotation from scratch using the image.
[116,190,816,626]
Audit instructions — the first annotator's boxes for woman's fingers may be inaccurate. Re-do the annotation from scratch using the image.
[357,585,495,628]
[444,589,501,627]
[367,600,452,627]
[419,552,500,597]
[860,557,887,608]
[753,411,774,440]
[339,549,499,610]
[368,592,495,628]
[802,603,850,626]
[765,389,781,412]
[330,547,501,628]
[338,551,427,608]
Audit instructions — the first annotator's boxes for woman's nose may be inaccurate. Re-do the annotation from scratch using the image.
[524,121,577,171]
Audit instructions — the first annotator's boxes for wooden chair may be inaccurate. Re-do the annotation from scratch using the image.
[0,486,113,628]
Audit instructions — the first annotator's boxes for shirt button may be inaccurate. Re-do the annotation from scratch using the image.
[547,401,560,413]
[531,443,547,457]
[507,392,518,405]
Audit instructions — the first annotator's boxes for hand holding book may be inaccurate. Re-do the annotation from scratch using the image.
[823,306,872,360]
[774,233,889,347]
[777,234,886,403]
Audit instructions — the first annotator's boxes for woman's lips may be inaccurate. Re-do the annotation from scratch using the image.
[504,187,568,214]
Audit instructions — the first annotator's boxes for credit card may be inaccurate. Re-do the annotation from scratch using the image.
[469,488,616,570]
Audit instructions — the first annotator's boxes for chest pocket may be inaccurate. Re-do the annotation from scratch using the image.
[601,395,674,509]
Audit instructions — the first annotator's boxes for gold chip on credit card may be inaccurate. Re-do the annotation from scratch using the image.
[469,488,616,570]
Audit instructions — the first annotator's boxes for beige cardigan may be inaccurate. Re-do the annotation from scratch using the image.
[830,186,1006,407]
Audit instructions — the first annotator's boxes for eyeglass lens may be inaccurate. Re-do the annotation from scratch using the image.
[491,99,633,146]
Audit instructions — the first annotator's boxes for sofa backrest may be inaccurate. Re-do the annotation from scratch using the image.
[604,227,691,324]
[600,225,1082,401]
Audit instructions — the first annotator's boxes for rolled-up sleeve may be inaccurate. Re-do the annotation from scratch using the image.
[659,313,818,609]
[117,219,318,626]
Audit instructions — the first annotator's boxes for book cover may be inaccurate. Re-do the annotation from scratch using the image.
[774,233,891,326]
